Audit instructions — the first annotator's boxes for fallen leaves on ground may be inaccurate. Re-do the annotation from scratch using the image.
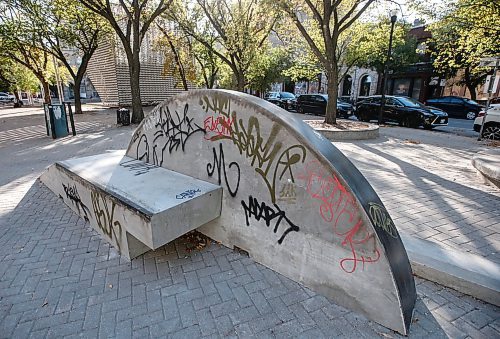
[404,139,421,144]
[304,120,371,131]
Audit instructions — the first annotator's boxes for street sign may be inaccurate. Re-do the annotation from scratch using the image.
[479,57,500,68]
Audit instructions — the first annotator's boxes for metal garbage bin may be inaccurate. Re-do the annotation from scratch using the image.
[44,104,69,139]
[117,108,130,126]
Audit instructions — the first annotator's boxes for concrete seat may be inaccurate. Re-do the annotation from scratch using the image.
[472,149,500,188]
[40,151,222,259]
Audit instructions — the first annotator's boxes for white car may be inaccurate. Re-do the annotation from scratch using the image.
[0,92,15,103]
[474,104,500,140]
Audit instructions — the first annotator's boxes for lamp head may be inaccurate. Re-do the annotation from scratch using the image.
[390,9,398,23]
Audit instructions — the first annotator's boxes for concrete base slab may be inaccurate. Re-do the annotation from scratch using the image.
[401,233,500,306]
[40,151,222,258]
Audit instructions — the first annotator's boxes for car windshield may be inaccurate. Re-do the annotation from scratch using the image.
[266,92,278,99]
[465,98,479,105]
[397,97,426,108]
[280,92,295,99]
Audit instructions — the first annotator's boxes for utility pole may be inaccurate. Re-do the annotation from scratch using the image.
[378,11,398,125]
[52,55,64,104]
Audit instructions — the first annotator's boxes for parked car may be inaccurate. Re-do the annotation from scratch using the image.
[295,94,354,118]
[264,92,296,111]
[0,92,15,103]
[355,95,448,129]
[473,104,500,140]
[425,96,483,120]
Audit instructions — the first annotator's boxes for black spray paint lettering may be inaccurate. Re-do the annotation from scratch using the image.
[176,189,201,199]
[119,159,159,176]
[241,195,299,244]
[90,191,123,250]
[62,183,90,221]
[207,143,240,197]
[152,103,205,165]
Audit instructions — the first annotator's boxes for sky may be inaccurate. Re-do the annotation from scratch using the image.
[362,0,448,25]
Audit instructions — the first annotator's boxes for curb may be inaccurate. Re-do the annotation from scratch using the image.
[401,233,500,306]
[471,149,500,189]
[308,121,379,141]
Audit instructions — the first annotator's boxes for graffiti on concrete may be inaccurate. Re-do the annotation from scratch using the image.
[200,95,236,141]
[120,158,159,176]
[207,143,240,197]
[299,161,380,273]
[62,183,90,221]
[90,191,123,250]
[130,103,206,166]
[368,202,399,238]
[241,195,300,244]
[176,188,201,200]
[277,182,297,203]
[204,114,235,141]
[211,114,306,204]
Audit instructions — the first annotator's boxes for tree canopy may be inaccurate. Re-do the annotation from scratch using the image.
[415,0,500,99]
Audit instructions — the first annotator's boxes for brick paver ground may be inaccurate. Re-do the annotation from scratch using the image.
[335,127,500,264]
[1,106,499,338]
[0,183,499,339]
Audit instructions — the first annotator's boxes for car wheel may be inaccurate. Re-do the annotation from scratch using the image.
[482,122,500,140]
[298,106,304,114]
[466,111,476,120]
[358,112,369,122]
[402,117,418,128]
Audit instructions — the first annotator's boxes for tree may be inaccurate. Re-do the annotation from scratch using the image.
[348,18,419,89]
[169,0,277,91]
[0,56,39,105]
[414,0,500,100]
[155,21,197,91]
[42,0,109,114]
[79,0,172,123]
[0,6,53,103]
[247,45,292,93]
[276,0,376,124]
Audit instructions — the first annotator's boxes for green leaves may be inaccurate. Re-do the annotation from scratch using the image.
[424,0,500,98]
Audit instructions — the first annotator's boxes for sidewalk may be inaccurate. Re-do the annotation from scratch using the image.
[0,105,499,338]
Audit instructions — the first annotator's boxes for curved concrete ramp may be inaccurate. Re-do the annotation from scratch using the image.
[126,90,416,334]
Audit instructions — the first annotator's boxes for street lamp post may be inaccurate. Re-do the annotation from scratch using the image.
[378,10,398,125]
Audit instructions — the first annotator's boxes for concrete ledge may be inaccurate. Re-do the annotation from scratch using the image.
[472,149,500,189]
[401,233,500,306]
[305,120,379,141]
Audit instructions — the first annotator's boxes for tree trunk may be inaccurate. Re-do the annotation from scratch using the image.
[129,56,144,123]
[73,76,83,114]
[42,79,51,104]
[464,67,477,100]
[325,70,338,125]
[236,70,245,91]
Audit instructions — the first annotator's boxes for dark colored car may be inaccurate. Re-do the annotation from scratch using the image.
[425,96,482,120]
[355,95,448,129]
[296,94,354,118]
[264,92,296,111]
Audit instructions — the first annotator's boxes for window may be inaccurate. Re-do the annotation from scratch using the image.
[342,75,352,96]
[394,79,411,96]
[359,75,372,97]
[450,97,463,104]
[411,78,422,100]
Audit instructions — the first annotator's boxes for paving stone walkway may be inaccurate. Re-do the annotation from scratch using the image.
[0,183,499,339]
[335,127,500,265]
[1,106,499,338]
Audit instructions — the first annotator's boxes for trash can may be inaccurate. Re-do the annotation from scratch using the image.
[117,108,130,126]
[44,104,69,139]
